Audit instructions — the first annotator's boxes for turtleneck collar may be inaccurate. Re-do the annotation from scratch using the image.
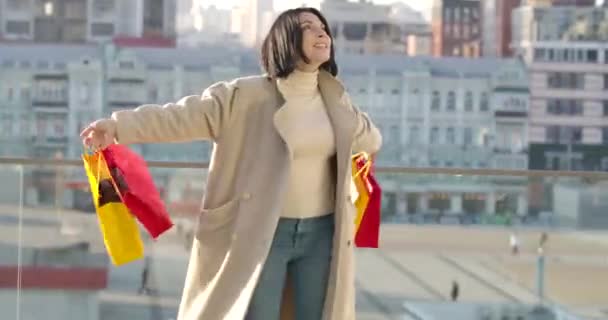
[277,69,319,98]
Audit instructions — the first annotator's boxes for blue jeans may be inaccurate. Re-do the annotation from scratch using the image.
[245,214,334,320]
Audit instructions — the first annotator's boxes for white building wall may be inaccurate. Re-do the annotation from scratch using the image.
[0,290,99,320]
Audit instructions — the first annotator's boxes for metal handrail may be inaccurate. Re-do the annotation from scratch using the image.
[2,157,608,179]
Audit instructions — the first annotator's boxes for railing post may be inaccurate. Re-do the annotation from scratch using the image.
[536,250,545,302]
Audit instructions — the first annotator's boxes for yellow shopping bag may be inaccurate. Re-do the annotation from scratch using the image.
[83,151,145,266]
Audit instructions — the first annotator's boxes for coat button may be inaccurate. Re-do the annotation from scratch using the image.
[241,193,251,200]
[346,195,352,202]
[347,240,352,247]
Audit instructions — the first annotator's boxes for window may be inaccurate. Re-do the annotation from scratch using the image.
[5,21,30,35]
[119,61,135,69]
[444,8,451,22]
[587,49,598,63]
[148,85,159,102]
[546,126,583,143]
[601,157,608,171]
[464,127,473,146]
[446,127,455,144]
[389,125,399,143]
[463,8,470,22]
[431,91,441,111]
[20,85,30,101]
[454,8,460,21]
[91,23,115,37]
[7,87,14,101]
[7,0,27,10]
[547,99,583,115]
[480,92,489,111]
[546,126,560,144]
[447,91,456,111]
[2,60,15,68]
[603,127,608,145]
[430,127,439,144]
[471,24,478,35]
[19,61,31,69]
[79,82,90,103]
[482,133,490,147]
[604,101,608,116]
[547,72,585,89]
[36,60,49,69]
[409,126,419,144]
[464,91,473,111]
[93,0,115,15]
[604,74,608,89]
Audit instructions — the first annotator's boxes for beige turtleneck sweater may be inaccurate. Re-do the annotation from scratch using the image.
[277,69,336,218]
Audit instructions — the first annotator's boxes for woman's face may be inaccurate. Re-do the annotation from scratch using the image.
[298,11,331,72]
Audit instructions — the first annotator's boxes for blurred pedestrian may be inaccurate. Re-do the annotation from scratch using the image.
[450,280,460,301]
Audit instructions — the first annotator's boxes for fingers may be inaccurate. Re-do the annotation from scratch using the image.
[80,125,95,139]
[81,121,105,149]
[81,119,117,151]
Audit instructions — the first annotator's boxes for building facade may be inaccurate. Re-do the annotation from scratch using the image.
[517,41,608,171]
[432,0,482,57]
[0,0,176,43]
[0,42,529,217]
[512,4,608,48]
[321,0,430,55]
[237,0,274,47]
[338,55,529,217]
[482,0,521,57]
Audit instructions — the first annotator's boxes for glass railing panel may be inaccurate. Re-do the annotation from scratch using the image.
[1,160,606,320]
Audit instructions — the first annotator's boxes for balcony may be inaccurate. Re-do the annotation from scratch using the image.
[493,152,529,170]
[0,157,603,320]
[32,136,69,147]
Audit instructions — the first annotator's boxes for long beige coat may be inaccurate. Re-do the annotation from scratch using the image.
[111,70,382,320]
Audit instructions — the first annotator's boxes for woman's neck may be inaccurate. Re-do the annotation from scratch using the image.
[277,69,319,98]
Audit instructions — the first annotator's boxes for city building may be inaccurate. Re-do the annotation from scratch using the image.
[407,34,432,56]
[0,42,255,207]
[237,0,274,47]
[176,3,238,48]
[337,55,529,216]
[0,0,176,44]
[321,0,430,55]
[512,4,608,48]
[482,0,521,57]
[0,42,528,217]
[516,41,608,172]
[431,0,482,57]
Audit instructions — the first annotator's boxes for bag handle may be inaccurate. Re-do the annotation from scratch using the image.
[95,150,126,204]
[352,152,372,178]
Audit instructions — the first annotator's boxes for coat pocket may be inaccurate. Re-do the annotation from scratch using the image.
[197,198,240,233]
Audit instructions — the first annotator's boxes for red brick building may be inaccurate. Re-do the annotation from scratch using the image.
[432,0,483,57]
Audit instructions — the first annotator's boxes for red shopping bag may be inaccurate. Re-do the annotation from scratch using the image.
[101,144,173,239]
[352,153,382,248]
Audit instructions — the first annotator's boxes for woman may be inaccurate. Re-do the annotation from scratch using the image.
[81,7,381,320]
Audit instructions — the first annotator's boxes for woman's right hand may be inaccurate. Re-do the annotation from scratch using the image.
[80,118,118,150]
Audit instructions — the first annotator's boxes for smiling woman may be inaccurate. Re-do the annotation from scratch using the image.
[80,6,381,320]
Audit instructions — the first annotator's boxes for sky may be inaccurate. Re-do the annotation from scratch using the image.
[197,0,434,19]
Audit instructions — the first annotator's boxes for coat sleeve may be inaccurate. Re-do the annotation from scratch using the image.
[111,81,237,145]
[343,93,382,154]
